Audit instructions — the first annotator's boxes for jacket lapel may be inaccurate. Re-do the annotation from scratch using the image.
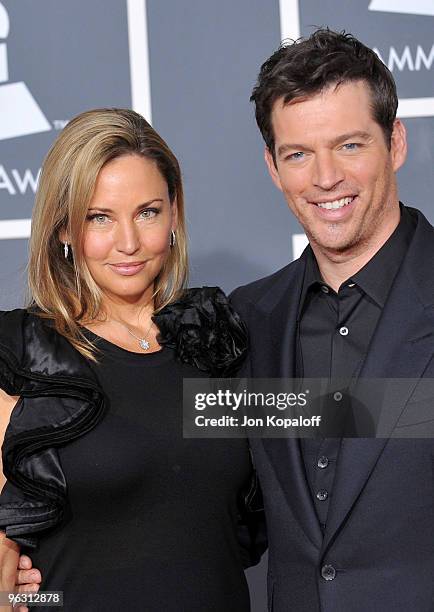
[251,256,323,549]
[262,436,324,550]
[247,261,302,379]
[323,210,434,553]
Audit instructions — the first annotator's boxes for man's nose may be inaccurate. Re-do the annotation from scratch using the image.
[312,152,344,191]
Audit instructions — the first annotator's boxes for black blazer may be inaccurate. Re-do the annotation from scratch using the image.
[231,207,434,612]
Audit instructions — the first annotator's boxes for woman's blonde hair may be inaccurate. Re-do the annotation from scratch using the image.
[28,108,188,358]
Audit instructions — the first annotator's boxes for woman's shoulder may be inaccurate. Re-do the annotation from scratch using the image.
[0,308,46,378]
[0,307,35,347]
[0,308,98,393]
[153,287,248,376]
[0,307,55,353]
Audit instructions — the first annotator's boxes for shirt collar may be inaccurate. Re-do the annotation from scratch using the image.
[299,245,322,308]
[350,204,415,306]
[299,203,416,311]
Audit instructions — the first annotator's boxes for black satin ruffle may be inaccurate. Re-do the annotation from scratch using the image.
[0,309,105,547]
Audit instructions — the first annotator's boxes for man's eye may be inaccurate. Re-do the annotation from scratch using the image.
[287,151,305,161]
[342,143,359,151]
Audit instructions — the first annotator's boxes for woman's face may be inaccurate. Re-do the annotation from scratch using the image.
[82,154,177,307]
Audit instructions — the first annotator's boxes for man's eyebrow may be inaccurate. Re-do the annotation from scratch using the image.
[87,199,164,213]
[276,131,372,158]
[328,131,372,147]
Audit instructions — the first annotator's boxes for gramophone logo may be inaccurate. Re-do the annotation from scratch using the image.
[0,2,51,141]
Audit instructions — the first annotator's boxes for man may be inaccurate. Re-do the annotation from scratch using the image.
[231,29,434,612]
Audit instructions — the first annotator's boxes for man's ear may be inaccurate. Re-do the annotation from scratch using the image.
[390,119,407,173]
[264,147,283,192]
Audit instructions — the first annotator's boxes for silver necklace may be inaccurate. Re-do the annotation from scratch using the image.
[112,318,154,351]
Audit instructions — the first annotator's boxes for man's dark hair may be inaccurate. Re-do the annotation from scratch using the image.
[251,28,398,161]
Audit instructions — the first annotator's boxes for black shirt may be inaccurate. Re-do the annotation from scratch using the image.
[297,205,416,528]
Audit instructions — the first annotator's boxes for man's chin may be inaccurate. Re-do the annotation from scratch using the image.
[308,233,360,258]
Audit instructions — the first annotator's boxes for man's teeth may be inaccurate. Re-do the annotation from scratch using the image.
[317,197,353,210]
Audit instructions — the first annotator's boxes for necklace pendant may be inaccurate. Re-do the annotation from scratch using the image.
[139,338,150,350]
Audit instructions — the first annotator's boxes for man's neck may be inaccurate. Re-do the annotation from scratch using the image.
[313,248,381,292]
[311,213,401,292]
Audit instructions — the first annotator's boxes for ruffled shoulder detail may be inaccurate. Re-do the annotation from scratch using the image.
[0,309,105,548]
[153,287,247,376]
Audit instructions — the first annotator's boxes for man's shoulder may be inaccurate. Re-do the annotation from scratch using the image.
[404,206,434,267]
[230,258,303,310]
[407,205,434,234]
[403,206,434,304]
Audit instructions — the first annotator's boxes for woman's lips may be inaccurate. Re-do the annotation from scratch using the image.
[107,262,146,276]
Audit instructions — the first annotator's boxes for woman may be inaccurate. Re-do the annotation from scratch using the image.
[0,109,264,610]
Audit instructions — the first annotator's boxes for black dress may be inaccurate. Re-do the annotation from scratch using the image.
[0,289,263,612]
[29,338,252,611]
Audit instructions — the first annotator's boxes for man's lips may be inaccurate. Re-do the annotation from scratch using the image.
[309,195,356,209]
[309,195,357,219]
[107,261,146,276]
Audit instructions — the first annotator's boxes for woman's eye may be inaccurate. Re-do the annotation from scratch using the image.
[87,214,109,224]
[139,209,158,219]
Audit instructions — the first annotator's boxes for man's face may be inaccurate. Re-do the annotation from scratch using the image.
[265,80,407,259]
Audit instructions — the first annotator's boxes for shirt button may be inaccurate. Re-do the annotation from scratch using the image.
[317,456,329,469]
[333,391,343,402]
[348,282,355,288]
[321,564,336,581]
[339,326,349,336]
[321,285,329,294]
[316,490,328,501]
